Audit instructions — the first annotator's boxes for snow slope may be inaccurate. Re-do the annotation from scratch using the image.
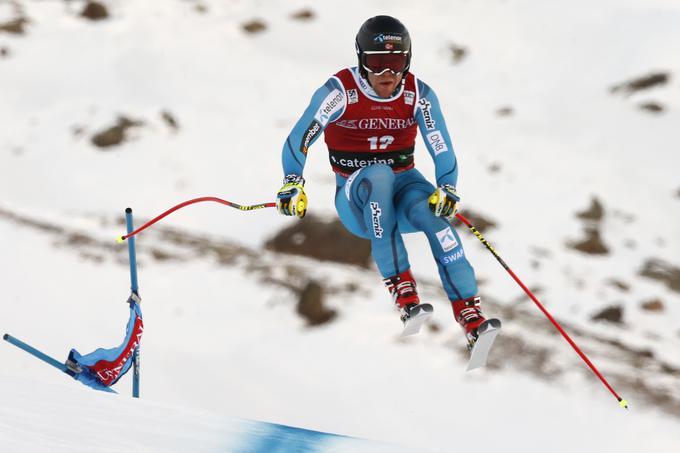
[0,375,424,453]
[2,0,680,452]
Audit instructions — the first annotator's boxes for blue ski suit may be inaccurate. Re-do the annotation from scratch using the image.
[281,67,477,301]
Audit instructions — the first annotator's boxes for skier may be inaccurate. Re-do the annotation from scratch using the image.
[276,15,493,347]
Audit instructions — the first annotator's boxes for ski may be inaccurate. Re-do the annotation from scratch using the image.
[466,318,502,371]
[3,333,116,393]
[401,303,434,336]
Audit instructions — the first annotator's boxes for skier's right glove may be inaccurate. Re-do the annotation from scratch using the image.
[276,174,307,218]
[428,184,460,222]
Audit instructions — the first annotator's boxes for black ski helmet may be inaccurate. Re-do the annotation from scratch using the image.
[355,15,412,78]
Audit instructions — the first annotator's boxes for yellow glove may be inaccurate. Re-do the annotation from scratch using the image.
[428,184,460,222]
[276,175,307,218]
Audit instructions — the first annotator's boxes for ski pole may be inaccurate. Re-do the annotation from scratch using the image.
[116,197,275,242]
[455,212,628,409]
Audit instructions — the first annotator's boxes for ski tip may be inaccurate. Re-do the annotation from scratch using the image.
[116,235,126,244]
[125,207,132,214]
[488,318,502,328]
[2,333,8,341]
[619,399,629,410]
[479,318,502,334]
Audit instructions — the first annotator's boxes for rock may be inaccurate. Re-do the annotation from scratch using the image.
[576,197,604,222]
[242,19,267,34]
[591,305,624,324]
[150,248,177,262]
[639,102,665,114]
[488,162,502,173]
[91,116,144,148]
[639,259,680,293]
[567,226,609,255]
[0,17,28,35]
[427,322,441,333]
[290,9,315,21]
[495,106,513,117]
[161,110,179,131]
[641,299,664,312]
[80,1,109,21]
[610,72,670,96]
[449,43,467,64]
[297,281,336,326]
[460,209,497,231]
[606,279,630,292]
[266,214,371,267]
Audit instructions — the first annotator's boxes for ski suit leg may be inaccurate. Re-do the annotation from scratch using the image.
[393,170,479,300]
[335,165,410,278]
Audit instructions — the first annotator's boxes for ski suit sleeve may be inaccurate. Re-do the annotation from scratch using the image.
[414,80,459,187]
[282,77,346,177]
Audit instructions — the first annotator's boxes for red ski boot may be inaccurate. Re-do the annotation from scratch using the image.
[383,269,433,336]
[451,296,487,348]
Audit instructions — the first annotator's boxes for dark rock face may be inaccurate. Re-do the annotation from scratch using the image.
[606,279,630,292]
[80,2,109,21]
[568,226,609,255]
[569,197,609,255]
[91,116,144,148]
[290,9,315,21]
[266,214,372,267]
[449,43,467,64]
[638,102,664,114]
[297,281,336,326]
[161,110,179,131]
[242,20,267,34]
[0,17,28,34]
[641,299,664,312]
[576,197,604,222]
[639,259,680,293]
[591,305,624,324]
[610,72,670,96]
[459,209,497,232]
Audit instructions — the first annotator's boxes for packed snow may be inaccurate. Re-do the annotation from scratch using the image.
[2,0,679,452]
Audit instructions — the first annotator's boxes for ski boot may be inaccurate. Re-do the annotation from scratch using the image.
[452,296,502,369]
[451,296,489,349]
[383,269,433,336]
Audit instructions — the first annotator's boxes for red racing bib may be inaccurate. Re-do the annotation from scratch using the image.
[324,68,418,177]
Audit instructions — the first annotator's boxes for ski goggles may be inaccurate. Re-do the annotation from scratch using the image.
[361,51,409,76]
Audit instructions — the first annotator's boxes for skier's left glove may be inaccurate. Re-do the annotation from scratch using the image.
[428,184,460,222]
[276,174,307,218]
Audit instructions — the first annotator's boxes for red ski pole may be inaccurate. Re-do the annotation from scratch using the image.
[116,197,275,242]
[455,212,628,409]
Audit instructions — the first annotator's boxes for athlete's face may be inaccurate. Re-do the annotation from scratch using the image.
[367,71,403,98]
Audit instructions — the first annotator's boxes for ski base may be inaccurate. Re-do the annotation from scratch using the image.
[401,304,434,337]
[466,318,502,371]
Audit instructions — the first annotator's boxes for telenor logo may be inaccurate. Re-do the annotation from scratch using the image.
[436,227,458,252]
[373,33,402,43]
